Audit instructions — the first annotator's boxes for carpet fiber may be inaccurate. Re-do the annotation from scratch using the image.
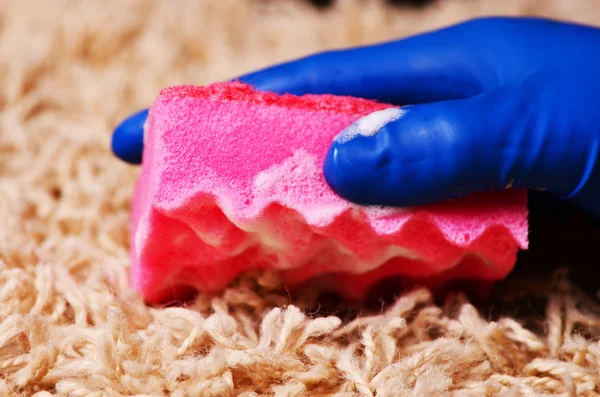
[1,0,600,395]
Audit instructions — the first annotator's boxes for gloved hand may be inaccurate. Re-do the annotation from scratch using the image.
[112,17,600,217]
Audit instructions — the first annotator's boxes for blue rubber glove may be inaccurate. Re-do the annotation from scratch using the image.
[112,17,600,217]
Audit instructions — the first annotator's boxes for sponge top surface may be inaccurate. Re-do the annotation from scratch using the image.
[146,83,393,220]
[158,82,393,115]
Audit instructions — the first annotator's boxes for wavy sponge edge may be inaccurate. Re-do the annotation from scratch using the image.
[130,82,529,304]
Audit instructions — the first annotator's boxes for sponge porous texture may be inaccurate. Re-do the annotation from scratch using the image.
[132,82,528,303]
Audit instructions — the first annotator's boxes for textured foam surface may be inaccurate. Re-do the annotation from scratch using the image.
[131,82,529,303]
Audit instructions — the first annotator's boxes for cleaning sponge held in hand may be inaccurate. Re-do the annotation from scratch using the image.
[130,82,529,304]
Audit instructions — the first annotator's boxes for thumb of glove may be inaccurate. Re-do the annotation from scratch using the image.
[323,81,599,215]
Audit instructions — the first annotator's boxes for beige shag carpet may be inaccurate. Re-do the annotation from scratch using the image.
[2,0,600,395]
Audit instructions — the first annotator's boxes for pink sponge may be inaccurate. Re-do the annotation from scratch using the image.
[131,82,529,304]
